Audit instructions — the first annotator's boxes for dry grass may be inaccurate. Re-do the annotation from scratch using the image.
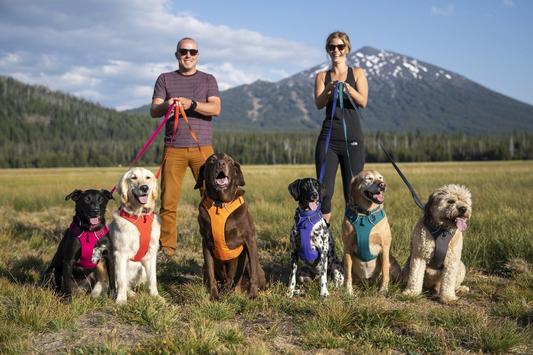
[0,161,532,353]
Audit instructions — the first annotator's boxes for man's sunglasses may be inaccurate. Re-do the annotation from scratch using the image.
[328,44,346,52]
[178,48,199,56]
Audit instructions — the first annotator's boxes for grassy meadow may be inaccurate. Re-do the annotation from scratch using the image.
[0,161,532,353]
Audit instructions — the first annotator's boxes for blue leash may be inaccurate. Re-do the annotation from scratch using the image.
[339,82,355,178]
[318,80,359,183]
[318,83,338,182]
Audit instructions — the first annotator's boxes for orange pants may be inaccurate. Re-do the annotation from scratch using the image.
[159,145,214,255]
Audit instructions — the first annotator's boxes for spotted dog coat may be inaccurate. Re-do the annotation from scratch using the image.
[287,178,344,298]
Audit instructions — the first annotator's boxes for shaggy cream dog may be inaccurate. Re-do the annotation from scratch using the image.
[402,184,472,303]
[109,167,161,304]
[342,170,401,296]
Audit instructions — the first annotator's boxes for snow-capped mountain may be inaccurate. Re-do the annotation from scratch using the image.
[213,46,533,134]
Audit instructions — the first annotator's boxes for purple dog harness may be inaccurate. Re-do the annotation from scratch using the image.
[294,207,323,263]
[69,221,109,269]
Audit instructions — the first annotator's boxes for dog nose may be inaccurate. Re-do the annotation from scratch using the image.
[311,192,318,199]
[139,185,149,193]
[458,206,467,215]
[378,182,386,189]
[217,160,226,169]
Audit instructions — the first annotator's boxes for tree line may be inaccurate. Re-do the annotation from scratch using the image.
[2,131,532,168]
[1,75,532,168]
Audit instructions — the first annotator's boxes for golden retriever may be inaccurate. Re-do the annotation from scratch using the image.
[109,167,162,304]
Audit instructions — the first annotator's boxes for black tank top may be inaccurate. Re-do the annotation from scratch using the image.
[320,68,364,142]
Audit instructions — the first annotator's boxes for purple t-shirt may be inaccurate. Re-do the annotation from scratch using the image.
[152,70,220,148]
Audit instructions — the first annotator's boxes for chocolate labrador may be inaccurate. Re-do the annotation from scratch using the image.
[194,153,266,300]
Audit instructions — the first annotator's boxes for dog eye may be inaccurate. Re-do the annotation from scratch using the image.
[146,176,151,180]
[84,196,91,203]
[447,199,455,204]
[131,175,137,180]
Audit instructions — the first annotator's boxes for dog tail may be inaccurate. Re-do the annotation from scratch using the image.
[379,143,425,210]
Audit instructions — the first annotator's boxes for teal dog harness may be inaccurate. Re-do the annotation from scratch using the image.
[345,205,386,262]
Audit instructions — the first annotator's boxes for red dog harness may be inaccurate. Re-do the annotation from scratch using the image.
[119,209,154,262]
[69,222,109,269]
[202,196,245,261]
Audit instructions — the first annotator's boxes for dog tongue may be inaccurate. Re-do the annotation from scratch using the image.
[309,201,319,211]
[138,195,148,204]
[455,218,467,232]
[89,217,100,225]
[374,193,384,203]
[216,177,229,186]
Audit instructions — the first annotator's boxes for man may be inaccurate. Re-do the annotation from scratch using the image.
[151,37,221,259]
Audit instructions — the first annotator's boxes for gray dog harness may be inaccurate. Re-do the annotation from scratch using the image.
[423,220,455,269]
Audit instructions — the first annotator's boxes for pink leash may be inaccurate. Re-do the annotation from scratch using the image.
[110,102,177,194]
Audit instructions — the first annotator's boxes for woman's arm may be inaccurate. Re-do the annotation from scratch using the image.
[344,68,368,108]
[314,71,336,109]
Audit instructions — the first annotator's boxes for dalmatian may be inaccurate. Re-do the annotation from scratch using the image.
[287,178,344,297]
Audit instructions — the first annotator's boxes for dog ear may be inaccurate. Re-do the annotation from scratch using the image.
[65,189,82,201]
[100,189,114,201]
[288,179,301,201]
[151,180,159,202]
[424,190,442,218]
[234,162,245,187]
[194,164,206,189]
[117,173,129,205]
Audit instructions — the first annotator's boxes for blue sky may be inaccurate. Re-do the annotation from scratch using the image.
[0,0,531,110]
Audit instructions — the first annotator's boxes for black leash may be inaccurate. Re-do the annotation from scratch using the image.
[379,143,425,209]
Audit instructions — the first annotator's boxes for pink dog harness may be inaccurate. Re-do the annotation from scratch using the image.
[69,222,109,269]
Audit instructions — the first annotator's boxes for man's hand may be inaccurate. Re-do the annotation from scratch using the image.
[177,97,192,110]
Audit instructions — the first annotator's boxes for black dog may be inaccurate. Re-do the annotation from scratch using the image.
[44,189,115,300]
[287,178,344,297]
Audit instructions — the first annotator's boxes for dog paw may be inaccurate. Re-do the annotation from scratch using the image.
[320,289,330,298]
[209,288,220,301]
[456,285,470,294]
[439,294,459,304]
[116,296,127,305]
[153,294,166,303]
[379,287,389,296]
[287,289,295,298]
[402,289,419,297]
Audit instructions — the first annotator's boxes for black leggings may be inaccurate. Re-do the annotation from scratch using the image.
[315,138,365,214]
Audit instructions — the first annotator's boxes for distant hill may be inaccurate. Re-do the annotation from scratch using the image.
[2,55,533,168]
[130,46,533,135]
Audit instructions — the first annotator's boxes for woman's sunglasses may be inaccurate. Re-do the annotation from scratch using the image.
[328,44,346,52]
[178,48,199,56]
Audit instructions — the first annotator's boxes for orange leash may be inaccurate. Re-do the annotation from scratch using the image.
[177,103,208,161]
[155,101,208,179]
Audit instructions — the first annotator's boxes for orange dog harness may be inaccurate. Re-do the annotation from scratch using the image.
[119,209,154,262]
[202,196,245,261]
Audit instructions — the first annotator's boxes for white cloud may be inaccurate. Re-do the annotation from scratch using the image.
[503,0,515,8]
[431,4,454,16]
[0,0,321,110]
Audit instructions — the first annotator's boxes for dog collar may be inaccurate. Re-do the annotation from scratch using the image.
[345,204,385,262]
[69,220,109,269]
[202,195,245,261]
[294,207,323,263]
[423,219,455,269]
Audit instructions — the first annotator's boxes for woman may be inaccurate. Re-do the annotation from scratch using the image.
[314,31,368,222]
